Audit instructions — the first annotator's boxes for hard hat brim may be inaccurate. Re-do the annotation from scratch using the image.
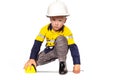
[46,14,69,17]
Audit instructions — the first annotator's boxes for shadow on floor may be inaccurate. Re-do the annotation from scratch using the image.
[37,70,84,73]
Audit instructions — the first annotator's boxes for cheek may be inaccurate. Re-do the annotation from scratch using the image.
[59,22,64,26]
[51,22,55,26]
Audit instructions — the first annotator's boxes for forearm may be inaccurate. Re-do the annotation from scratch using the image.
[30,40,42,60]
[69,44,81,65]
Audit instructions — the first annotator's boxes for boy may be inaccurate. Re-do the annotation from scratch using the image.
[24,1,81,74]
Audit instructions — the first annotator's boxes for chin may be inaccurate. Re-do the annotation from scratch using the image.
[54,28,59,31]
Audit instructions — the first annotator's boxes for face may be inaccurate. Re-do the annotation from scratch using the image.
[50,16,67,31]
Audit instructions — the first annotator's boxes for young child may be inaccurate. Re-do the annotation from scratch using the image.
[24,1,81,74]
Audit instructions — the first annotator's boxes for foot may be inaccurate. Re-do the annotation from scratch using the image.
[59,62,68,74]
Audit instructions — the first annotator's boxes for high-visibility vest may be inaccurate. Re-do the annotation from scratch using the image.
[35,24,75,47]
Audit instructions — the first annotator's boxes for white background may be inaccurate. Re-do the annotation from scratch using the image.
[0,0,120,80]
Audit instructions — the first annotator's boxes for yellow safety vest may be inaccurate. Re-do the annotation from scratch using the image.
[35,24,75,46]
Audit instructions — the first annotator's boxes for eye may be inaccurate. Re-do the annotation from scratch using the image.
[52,19,55,21]
[59,20,62,22]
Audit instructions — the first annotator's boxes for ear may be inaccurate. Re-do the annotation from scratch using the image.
[50,17,52,22]
[64,18,67,23]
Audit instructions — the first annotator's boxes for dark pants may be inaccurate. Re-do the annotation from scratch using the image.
[36,36,68,66]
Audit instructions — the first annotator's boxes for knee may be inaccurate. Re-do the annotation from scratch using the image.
[56,36,67,42]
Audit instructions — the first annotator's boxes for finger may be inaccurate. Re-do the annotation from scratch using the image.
[73,70,80,74]
[31,61,36,67]
[24,63,28,69]
[29,64,32,70]
[33,62,37,67]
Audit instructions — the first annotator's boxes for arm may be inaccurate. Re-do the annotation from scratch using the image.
[30,40,42,60]
[24,25,47,70]
[62,26,81,73]
[69,44,81,73]
[24,40,42,69]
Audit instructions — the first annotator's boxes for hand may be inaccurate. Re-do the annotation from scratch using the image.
[73,64,80,74]
[24,59,36,70]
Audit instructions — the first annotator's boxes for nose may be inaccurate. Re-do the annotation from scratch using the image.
[54,21,58,26]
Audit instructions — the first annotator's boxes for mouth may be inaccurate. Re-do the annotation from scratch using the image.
[54,26,59,29]
[53,27,60,31]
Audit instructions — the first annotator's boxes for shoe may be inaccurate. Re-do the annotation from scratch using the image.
[59,62,68,74]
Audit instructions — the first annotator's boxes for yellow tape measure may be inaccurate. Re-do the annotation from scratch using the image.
[25,64,37,73]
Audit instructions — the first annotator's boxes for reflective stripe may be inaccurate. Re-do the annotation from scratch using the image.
[65,35,73,39]
[47,46,53,49]
[47,40,55,43]
[38,33,45,39]
[46,40,55,46]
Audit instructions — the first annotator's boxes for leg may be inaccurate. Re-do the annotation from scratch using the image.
[55,36,68,62]
[36,49,57,66]
[55,36,68,74]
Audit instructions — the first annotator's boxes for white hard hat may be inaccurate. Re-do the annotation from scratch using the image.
[46,1,69,17]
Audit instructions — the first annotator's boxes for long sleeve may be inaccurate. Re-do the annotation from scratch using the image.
[30,40,42,60]
[69,44,81,65]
